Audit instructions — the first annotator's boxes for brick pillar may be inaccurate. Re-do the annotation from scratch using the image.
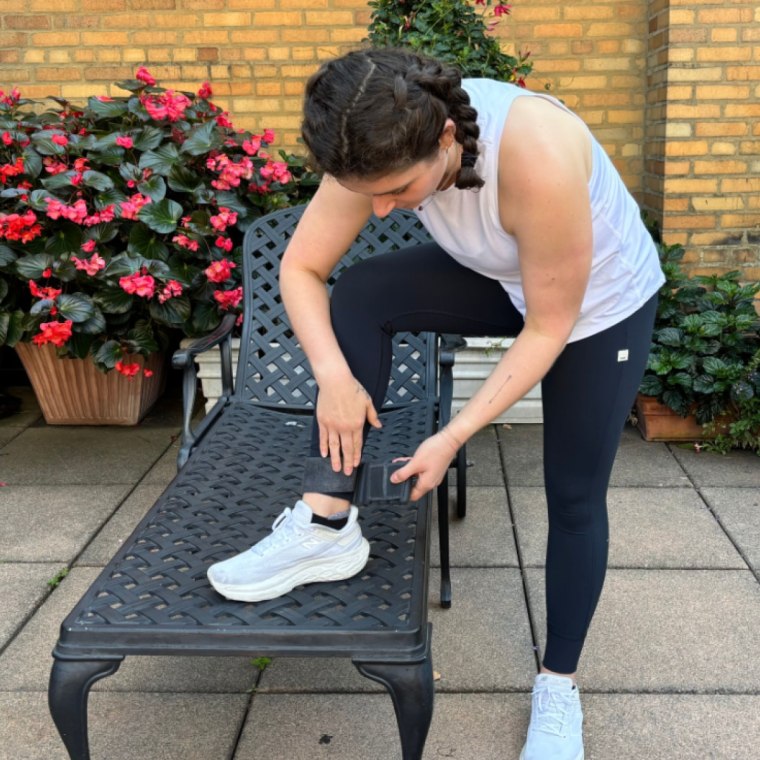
[645,1,759,279]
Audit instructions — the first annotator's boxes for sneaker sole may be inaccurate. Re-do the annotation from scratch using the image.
[519,747,583,760]
[208,538,371,603]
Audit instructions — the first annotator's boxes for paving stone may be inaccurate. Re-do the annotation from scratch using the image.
[702,487,760,573]
[452,425,504,486]
[0,387,42,430]
[498,423,544,486]
[236,693,529,760]
[431,486,517,569]
[0,562,59,649]
[259,569,535,695]
[0,426,176,485]
[583,694,760,760]
[525,568,760,692]
[0,691,248,760]
[511,486,745,569]
[76,483,166,566]
[0,567,253,694]
[670,444,760,487]
[0,485,130,562]
[143,438,182,486]
[0,427,21,448]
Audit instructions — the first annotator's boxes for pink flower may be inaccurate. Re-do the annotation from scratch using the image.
[140,90,191,122]
[96,96,113,102]
[115,359,141,378]
[213,286,243,310]
[263,128,275,144]
[81,239,97,253]
[29,280,62,300]
[32,320,73,347]
[119,193,151,221]
[215,236,233,252]
[72,253,106,276]
[143,369,154,378]
[45,198,88,225]
[119,270,156,298]
[215,113,233,129]
[172,233,199,251]
[0,211,42,243]
[205,259,236,283]
[494,4,511,16]
[260,160,292,185]
[1,132,12,146]
[135,66,156,86]
[206,154,253,190]
[157,279,183,303]
[209,207,238,232]
[51,134,69,146]
[0,156,25,183]
[116,135,134,148]
[198,81,212,99]
[242,136,261,156]
[42,158,67,175]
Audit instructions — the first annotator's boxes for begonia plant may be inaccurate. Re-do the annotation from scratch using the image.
[0,68,318,375]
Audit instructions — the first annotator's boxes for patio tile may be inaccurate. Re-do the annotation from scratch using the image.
[702,487,760,573]
[499,424,693,488]
[0,387,42,430]
[0,426,176,485]
[511,486,745,569]
[142,438,182,486]
[235,693,528,760]
[431,486,517,569]
[0,562,59,649]
[0,567,253,694]
[0,691,248,760]
[583,694,760,760]
[0,485,130,562]
[525,568,760,692]
[76,483,166,566]
[453,425,504,486]
[670,445,759,487]
[0,427,22,447]
[259,569,535,695]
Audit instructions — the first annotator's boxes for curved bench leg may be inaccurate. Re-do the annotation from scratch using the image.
[355,648,434,760]
[436,479,452,608]
[48,655,123,760]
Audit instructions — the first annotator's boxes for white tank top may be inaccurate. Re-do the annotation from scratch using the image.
[415,79,665,342]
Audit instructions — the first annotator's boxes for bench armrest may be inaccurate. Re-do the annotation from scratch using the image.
[171,313,238,469]
[437,334,466,428]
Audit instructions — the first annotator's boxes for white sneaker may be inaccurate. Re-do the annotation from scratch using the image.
[207,500,370,602]
[519,674,584,760]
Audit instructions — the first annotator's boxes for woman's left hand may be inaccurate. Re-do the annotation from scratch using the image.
[390,431,461,502]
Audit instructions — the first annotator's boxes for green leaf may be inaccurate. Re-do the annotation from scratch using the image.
[93,287,134,314]
[167,164,205,193]
[30,298,55,317]
[93,339,122,370]
[22,147,43,179]
[15,253,53,279]
[66,331,96,359]
[115,79,149,94]
[82,170,115,192]
[104,254,139,278]
[0,244,17,267]
[3,310,25,346]
[30,132,64,156]
[693,375,716,394]
[639,374,662,397]
[214,190,251,217]
[0,312,9,346]
[41,172,75,191]
[149,294,191,325]
[132,126,165,151]
[44,224,82,256]
[702,356,728,375]
[187,300,221,334]
[128,223,169,260]
[27,189,51,212]
[57,293,96,323]
[87,97,129,119]
[137,198,183,234]
[662,389,690,417]
[75,307,107,335]
[180,119,222,156]
[656,327,681,347]
[138,143,181,176]
[84,222,119,244]
[0,278,8,302]
[124,320,159,354]
[136,174,166,201]
[94,188,127,209]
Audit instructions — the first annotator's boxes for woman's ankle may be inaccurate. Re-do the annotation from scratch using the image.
[303,492,352,517]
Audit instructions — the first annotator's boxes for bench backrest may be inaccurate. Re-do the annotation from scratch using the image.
[236,204,436,409]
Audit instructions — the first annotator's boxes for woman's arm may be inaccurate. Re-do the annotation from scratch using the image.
[394,96,594,499]
[279,177,377,474]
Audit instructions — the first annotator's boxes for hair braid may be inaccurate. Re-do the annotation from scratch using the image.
[302,48,484,189]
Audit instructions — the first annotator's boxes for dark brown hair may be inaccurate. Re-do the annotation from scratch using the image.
[301,47,484,190]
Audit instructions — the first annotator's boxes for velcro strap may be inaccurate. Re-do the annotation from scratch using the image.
[302,458,414,506]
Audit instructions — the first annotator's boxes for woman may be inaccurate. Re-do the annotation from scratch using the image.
[208,47,664,759]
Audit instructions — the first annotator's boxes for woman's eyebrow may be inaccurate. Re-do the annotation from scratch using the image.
[378,182,410,196]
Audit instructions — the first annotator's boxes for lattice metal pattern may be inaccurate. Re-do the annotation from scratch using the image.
[67,401,434,638]
[238,207,435,408]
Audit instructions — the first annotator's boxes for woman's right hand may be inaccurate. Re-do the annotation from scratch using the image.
[316,372,382,475]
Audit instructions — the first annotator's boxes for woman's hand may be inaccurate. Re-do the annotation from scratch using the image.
[389,429,462,502]
[316,374,381,475]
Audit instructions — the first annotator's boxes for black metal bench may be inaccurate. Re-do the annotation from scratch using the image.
[48,206,466,760]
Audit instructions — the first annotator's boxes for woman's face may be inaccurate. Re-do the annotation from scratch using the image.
[336,143,454,218]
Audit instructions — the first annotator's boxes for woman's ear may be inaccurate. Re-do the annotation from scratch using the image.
[438,118,457,150]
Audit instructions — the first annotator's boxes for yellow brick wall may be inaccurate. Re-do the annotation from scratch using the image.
[1,1,757,276]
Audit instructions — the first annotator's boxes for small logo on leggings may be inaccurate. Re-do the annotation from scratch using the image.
[618,349,629,362]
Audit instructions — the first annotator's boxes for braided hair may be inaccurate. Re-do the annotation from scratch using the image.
[302,48,484,190]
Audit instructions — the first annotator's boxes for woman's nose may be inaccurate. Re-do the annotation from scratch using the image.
[372,196,395,218]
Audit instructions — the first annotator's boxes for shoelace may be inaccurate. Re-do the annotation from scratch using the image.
[532,685,572,736]
[249,508,303,556]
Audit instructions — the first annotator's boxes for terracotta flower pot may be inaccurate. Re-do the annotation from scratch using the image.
[634,393,731,442]
[15,342,166,425]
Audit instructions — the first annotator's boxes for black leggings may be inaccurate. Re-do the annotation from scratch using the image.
[313,243,657,674]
